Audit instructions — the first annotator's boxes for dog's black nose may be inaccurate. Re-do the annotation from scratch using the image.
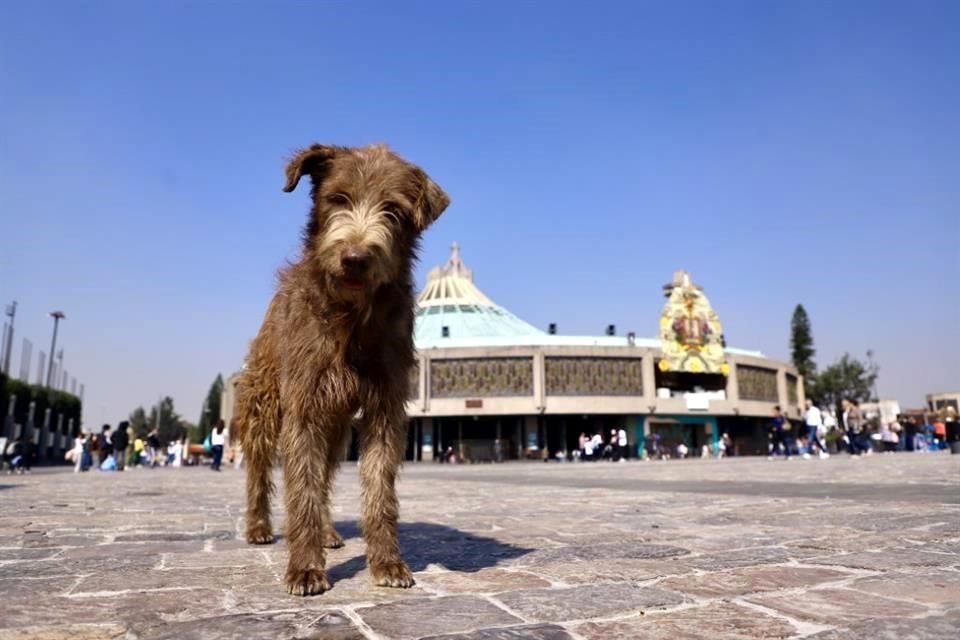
[341,247,370,273]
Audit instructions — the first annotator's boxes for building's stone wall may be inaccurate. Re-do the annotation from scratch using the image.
[786,373,799,405]
[737,365,779,403]
[409,363,420,400]
[545,357,643,396]
[430,357,534,398]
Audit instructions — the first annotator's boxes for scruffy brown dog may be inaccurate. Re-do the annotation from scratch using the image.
[233,143,449,596]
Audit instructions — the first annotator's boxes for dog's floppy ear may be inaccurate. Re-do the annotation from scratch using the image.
[412,170,451,231]
[283,144,340,193]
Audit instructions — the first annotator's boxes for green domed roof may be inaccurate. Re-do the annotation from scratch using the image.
[414,243,545,348]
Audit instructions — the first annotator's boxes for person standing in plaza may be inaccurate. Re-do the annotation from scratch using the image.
[881,418,900,453]
[210,420,226,471]
[69,433,84,472]
[606,429,617,460]
[803,399,829,459]
[89,432,100,468]
[132,434,144,467]
[719,432,732,458]
[843,399,865,456]
[932,419,946,450]
[590,431,603,461]
[111,422,129,471]
[80,432,93,471]
[616,426,628,462]
[146,429,161,467]
[650,432,663,459]
[769,406,796,459]
[903,415,918,451]
[583,433,595,461]
[98,425,113,467]
[823,409,838,451]
[170,438,184,467]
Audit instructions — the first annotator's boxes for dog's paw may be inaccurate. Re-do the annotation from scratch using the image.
[285,568,330,596]
[246,526,274,545]
[370,560,415,588]
[322,529,345,549]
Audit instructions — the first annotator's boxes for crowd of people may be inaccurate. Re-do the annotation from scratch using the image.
[3,400,954,474]
[767,398,953,460]
[646,431,733,460]
[64,422,180,471]
[573,428,631,462]
[61,419,229,473]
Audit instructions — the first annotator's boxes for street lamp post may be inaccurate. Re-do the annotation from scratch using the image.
[46,311,65,388]
[54,348,64,390]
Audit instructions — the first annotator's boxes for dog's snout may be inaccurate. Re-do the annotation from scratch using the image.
[341,247,371,273]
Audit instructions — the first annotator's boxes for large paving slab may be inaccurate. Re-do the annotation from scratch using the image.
[0,453,957,639]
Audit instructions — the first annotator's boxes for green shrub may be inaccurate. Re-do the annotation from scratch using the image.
[1,372,83,437]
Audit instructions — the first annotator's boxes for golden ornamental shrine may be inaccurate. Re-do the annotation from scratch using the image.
[658,270,729,376]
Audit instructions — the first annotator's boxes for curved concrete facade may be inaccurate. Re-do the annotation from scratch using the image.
[408,345,803,420]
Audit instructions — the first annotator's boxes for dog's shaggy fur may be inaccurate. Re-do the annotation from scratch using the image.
[233,143,449,596]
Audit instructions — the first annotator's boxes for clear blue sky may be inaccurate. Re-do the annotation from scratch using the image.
[1,1,957,426]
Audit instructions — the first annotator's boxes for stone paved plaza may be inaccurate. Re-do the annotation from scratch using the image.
[1,454,958,639]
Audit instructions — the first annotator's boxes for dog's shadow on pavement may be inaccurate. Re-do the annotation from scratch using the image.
[326,520,532,582]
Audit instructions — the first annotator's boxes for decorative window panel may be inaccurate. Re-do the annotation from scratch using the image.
[737,365,779,402]
[545,357,643,396]
[409,363,420,400]
[430,358,533,398]
[786,373,799,405]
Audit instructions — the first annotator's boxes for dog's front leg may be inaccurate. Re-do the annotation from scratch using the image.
[359,397,414,588]
[281,413,336,596]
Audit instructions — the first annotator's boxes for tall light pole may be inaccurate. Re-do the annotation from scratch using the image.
[56,349,64,390]
[46,311,65,388]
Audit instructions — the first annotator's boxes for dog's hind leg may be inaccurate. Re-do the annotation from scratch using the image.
[239,372,280,545]
[358,397,414,588]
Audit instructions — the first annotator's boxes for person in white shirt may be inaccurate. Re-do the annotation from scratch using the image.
[589,432,605,461]
[803,399,829,459]
[210,420,227,471]
[823,409,837,435]
[583,435,595,461]
[616,428,628,462]
[170,439,184,467]
[68,434,84,472]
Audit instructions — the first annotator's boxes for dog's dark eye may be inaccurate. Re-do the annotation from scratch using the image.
[327,193,350,206]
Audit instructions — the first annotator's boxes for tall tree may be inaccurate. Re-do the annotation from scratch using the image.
[129,406,150,438]
[146,396,186,445]
[198,374,224,437]
[790,304,817,382]
[809,352,879,410]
